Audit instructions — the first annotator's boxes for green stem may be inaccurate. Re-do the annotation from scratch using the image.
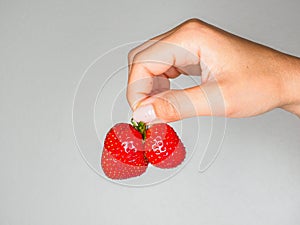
[131,118,147,140]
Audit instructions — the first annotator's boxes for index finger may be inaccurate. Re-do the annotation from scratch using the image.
[126,36,200,110]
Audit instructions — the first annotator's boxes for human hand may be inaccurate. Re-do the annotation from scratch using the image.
[127,19,300,123]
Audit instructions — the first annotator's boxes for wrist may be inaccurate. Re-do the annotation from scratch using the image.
[279,54,300,117]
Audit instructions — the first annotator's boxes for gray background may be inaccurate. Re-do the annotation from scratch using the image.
[1,0,300,224]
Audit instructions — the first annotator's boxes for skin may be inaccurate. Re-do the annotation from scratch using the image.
[127,19,300,123]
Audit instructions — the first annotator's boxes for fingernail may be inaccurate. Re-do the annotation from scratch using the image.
[133,104,157,123]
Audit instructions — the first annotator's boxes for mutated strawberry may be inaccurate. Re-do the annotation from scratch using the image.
[101,123,148,180]
[101,120,186,180]
[144,123,186,169]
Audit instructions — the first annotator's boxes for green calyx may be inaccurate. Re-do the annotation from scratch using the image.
[131,118,147,140]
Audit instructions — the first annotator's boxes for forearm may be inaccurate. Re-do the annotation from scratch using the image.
[280,54,300,116]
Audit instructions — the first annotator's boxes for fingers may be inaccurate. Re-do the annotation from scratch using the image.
[127,35,200,110]
[128,22,189,73]
[132,81,226,123]
[128,30,176,73]
[127,19,208,121]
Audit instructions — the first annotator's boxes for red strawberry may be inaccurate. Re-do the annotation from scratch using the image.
[101,123,148,180]
[145,123,186,169]
[101,120,186,180]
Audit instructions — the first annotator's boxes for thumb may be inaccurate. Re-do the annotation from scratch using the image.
[132,81,225,123]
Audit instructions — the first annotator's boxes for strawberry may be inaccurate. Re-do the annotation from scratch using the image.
[101,120,186,180]
[144,123,186,169]
[101,123,148,180]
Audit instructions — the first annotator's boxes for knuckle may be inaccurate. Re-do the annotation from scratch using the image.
[128,46,142,63]
[132,51,146,64]
[128,48,137,62]
[175,18,205,40]
[182,18,203,29]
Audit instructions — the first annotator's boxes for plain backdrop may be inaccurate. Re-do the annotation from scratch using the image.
[1,0,300,224]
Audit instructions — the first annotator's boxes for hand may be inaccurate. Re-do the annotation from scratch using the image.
[127,19,300,123]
